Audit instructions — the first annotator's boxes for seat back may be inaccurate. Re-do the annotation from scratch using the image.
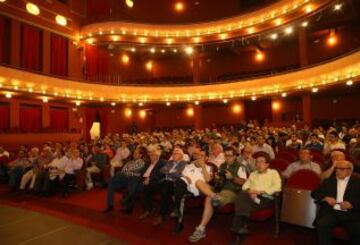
[271,158,289,172]
[286,169,322,190]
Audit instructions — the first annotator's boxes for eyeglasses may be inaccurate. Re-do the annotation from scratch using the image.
[335,167,351,171]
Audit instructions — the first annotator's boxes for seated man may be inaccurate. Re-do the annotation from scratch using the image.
[230,153,282,243]
[103,146,146,214]
[86,144,108,190]
[323,131,346,155]
[207,143,225,168]
[188,147,247,242]
[7,150,31,191]
[305,134,324,152]
[237,145,256,175]
[253,135,275,160]
[110,141,130,176]
[171,150,212,233]
[60,149,83,198]
[311,160,360,245]
[0,146,10,183]
[285,133,303,151]
[282,148,322,179]
[140,148,186,225]
[320,150,346,180]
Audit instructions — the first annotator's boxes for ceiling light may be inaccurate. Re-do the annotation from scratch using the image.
[346,80,353,86]
[166,101,171,106]
[312,88,318,93]
[5,93,12,98]
[55,15,67,26]
[334,4,342,11]
[270,33,278,40]
[255,49,265,62]
[285,27,293,34]
[26,3,40,16]
[185,46,193,55]
[301,21,308,27]
[281,92,287,97]
[125,0,134,8]
[121,54,130,64]
[150,47,156,53]
[223,99,228,104]
[175,2,185,12]
[146,61,153,71]
[43,97,48,103]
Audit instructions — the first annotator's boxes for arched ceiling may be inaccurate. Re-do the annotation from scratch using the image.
[86,0,277,25]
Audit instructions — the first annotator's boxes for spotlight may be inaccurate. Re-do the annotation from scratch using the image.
[334,4,342,11]
[346,80,353,86]
[281,92,287,97]
[301,21,308,27]
[270,33,278,40]
[174,2,185,12]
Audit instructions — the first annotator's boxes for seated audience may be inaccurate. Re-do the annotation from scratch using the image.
[207,143,225,167]
[282,148,322,179]
[110,141,131,176]
[171,150,212,233]
[8,150,31,191]
[305,134,324,152]
[321,150,346,180]
[86,144,108,190]
[140,148,186,225]
[253,135,275,160]
[230,153,282,243]
[323,131,346,155]
[285,133,303,151]
[103,146,146,213]
[188,147,247,242]
[311,160,360,245]
[60,149,83,197]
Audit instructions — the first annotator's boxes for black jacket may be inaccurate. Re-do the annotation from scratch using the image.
[311,175,360,218]
[145,158,167,185]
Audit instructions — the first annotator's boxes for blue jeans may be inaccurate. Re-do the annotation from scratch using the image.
[8,166,25,189]
[106,172,139,208]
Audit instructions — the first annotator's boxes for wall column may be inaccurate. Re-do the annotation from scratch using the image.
[193,51,203,129]
[298,28,309,67]
[302,93,312,125]
[10,19,21,67]
[42,30,51,74]
[42,103,50,128]
[10,100,19,128]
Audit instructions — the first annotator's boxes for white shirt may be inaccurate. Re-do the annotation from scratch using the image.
[64,157,83,174]
[181,163,211,196]
[208,153,225,167]
[282,161,322,179]
[143,160,158,178]
[323,141,346,155]
[112,147,130,162]
[253,144,275,160]
[334,176,350,211]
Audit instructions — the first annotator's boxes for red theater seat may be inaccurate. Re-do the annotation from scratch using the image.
[277,151,298,163]
[271,158,289,172]
[286,169,321,190]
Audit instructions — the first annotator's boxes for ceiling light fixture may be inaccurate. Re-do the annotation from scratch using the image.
[55,15,67,26]
[26,3,40,16]
[125,0,134,8]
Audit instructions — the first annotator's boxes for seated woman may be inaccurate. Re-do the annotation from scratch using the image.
[103,146,147,214]
[230,153,282,244]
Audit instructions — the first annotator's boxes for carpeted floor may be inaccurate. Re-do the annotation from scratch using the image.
[0,185,345,245]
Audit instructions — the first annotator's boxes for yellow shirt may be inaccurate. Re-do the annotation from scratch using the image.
[242,169,282,196]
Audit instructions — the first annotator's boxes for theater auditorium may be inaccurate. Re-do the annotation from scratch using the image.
[0,0,359,244]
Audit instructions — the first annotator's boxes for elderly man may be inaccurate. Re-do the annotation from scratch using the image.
[208,143,225,167]
[140,148,186,225]
[282,148,322,179]
[311,161,360,245]
[135,148,166,219]
[321,150,346,180]
[237,145,256,175]
[230,153,282,243]
[188,147,247,242]
[60,149,83,198]
[253,135,275,160]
